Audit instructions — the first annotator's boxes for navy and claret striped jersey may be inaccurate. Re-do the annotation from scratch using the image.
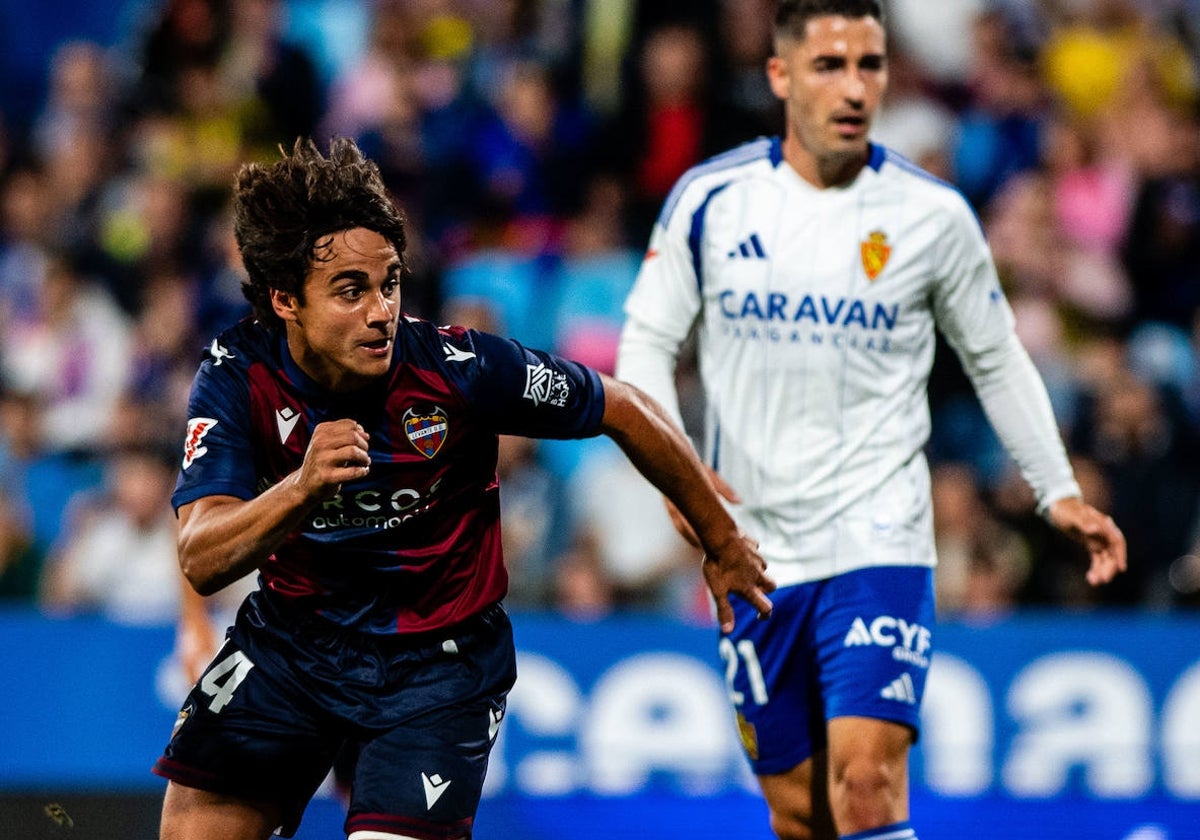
[173,315,605,635]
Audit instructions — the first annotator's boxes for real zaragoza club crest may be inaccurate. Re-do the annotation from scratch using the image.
[860,229,891,281]
[403,406,449,459]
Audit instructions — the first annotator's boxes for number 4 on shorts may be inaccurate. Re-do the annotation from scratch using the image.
[200,650,255,713]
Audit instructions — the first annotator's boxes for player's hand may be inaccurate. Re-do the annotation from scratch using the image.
[665,466,741,548]
[297,419,371,501]
[702,532,775,633]
[1047,496,1127,586]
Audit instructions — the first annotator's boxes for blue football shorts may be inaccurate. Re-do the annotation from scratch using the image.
[154,597,516,838]
[722,565,935,775]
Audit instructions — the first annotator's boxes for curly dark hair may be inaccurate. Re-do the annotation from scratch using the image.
[775,0,884,45]
[233,137,409,328]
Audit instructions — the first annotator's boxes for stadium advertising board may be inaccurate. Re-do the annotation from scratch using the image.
[1,610,1197,838]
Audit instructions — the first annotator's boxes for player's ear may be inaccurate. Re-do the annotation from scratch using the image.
[766,53,791,101]
[270,288,300,323]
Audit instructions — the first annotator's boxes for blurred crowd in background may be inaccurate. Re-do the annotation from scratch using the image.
[0,0,1199,630]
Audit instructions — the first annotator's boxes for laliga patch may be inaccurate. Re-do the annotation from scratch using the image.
[182,417,218,469]
[735,711,759,761]
[523,363,570,407]
[404,406,449,459]
[171,703,194,738]
[860,229,891,280]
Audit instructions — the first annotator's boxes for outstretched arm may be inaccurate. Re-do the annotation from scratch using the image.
[598,374,775,631]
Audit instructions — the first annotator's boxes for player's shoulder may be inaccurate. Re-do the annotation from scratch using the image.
[197,317,275,377]
[870,144,973,215]
[397,313,482,368]
[659,136,781,226]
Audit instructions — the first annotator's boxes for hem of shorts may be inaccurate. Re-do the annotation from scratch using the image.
[346,812,474,840]
[747,743,814,777]
[826,708,922,744]
[153,757,298,834]
[153,756,227,791]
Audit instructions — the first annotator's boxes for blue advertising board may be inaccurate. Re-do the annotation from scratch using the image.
[1,608,1198,838]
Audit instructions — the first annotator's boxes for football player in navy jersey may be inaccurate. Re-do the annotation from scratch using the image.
[153,137,776,840]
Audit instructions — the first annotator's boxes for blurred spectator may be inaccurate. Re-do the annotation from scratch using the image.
[987,165,1131,329]
[496,434,570,610]
[93,171,201,315]
[320,0,432,217]
[0,168,51,335]
[996,453,1116,609]
[0,387,104,560]
[466,59,595,235]
[714,0,779,137]
[1070,369,1200,606]
[1041,0,1197,125]
[951,9,1048,210]
[871,46,957,176]
[125,267,205,440]
[193,204,253,338]
[627,24,709,215]
[552,173,641,368]
[601,22,758,240]
[1121,104,1200,330]
[567,440,700,616]
[1043,114,1133,257]
[40,443,180,624]
[579,0,637,117]
[931,463,1030,619]
[889,0,987,87]
[31,40,117,166]
[552,543,615,622]
[220,0,325,146]
[0,490,41,603]
[129,0,228,116]
[439,217,558,351]
[0,254,132,453]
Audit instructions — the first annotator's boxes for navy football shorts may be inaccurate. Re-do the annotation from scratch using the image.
[722,565,935,775]
[154,597,516,838]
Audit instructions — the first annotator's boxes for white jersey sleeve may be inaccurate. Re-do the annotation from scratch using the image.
[617,186,705,430]
[931,194,1081,512]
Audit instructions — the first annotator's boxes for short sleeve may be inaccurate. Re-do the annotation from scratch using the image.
[454,330,606,439]
[171,359,257,510]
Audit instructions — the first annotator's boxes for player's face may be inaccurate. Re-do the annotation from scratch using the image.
[767,15,887,181]
[272,227,402,393]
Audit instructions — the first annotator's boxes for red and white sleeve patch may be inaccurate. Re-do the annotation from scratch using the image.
[182,417,218,469]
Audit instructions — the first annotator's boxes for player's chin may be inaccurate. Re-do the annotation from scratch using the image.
[828,135,869,156]
[342,354,391,383]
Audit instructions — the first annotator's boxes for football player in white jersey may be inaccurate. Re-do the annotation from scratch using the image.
[615,2,1127,839]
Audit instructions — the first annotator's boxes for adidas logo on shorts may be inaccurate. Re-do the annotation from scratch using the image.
[880,672,917,704]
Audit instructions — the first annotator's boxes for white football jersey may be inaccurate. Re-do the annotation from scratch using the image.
[617,138,1079,587]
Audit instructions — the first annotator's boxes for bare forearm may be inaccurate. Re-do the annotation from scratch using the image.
[599,375,738,555]
[178,474,318,595]
[180,419,372,596]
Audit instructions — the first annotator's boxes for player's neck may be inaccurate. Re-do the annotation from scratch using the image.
[783,136,867,189]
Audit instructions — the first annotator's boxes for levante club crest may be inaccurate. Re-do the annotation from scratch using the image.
[860,229,891,281]
[404,406,449,459]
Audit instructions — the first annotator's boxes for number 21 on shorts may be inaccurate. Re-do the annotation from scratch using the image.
[718,637,769,706]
